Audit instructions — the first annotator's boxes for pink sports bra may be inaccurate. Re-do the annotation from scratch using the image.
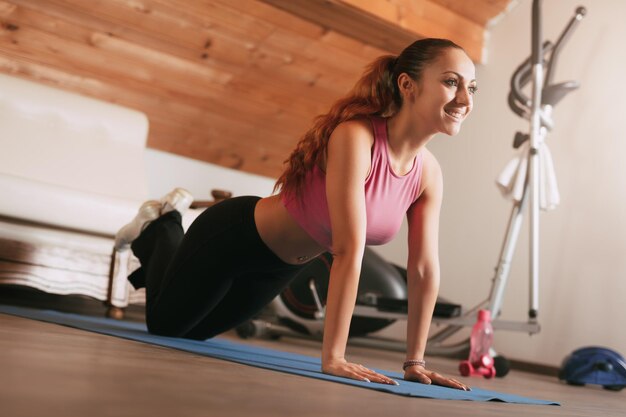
[281,117,424,251]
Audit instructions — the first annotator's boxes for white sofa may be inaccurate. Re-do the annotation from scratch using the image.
[0,73,149,313]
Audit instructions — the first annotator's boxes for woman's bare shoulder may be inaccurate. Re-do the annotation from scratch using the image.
[331,118,375,143]
[421,148,441,172]
[322,120,374,175]
[418,147,443,196]
[324,119,375,171]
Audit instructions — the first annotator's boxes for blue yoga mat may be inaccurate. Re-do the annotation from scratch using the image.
[0,304,559,405]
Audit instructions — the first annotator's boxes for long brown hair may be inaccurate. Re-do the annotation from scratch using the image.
[274,38,464,196]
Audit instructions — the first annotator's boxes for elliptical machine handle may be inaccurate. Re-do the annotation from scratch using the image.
[508,6,586,117]
[544,6,587,88]
[509,41,553,113]
[508,90,528,119]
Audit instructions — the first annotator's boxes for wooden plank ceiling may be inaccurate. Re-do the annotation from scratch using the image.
[0,0,513,179]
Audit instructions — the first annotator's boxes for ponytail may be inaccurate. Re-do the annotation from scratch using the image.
[274,56,398,196]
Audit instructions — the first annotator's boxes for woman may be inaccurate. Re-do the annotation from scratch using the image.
[116,38,476,391]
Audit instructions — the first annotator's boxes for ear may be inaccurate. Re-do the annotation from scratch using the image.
[397,73,417,101]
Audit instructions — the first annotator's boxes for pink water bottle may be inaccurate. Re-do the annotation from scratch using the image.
[459,309,496,378]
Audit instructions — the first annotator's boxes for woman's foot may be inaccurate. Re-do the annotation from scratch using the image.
[114,200,162,250]
[114,188,193,251]
[160,187,194,216]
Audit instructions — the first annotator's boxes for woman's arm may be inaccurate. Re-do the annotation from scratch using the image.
[404,150,469,391]
[321,120,397,385]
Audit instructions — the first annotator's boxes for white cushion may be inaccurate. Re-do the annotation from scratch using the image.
[0,174,140,236]
[0,73,149,235]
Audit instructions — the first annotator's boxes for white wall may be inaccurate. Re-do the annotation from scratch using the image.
[144,0,626,367]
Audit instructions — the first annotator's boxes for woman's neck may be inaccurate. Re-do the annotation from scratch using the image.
[386,108,435,161]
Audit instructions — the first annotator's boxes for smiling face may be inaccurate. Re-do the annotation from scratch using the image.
[400,47,477,136]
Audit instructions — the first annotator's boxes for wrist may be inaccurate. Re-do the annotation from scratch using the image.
[403,359,426,371]
[321,342,346,364]
[321,356,346,373]
[322,354,345,365]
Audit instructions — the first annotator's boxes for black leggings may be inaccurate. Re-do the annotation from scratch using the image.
[130,196,304,340]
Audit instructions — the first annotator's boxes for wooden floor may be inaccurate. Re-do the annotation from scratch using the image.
[0,291,624,417]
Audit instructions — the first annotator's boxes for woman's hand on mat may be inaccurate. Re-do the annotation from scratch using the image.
[322,358,400,385]
[404,365,471,391]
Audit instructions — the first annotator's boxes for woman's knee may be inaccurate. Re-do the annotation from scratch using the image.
[146,315,213,341]
[146,312,185,338]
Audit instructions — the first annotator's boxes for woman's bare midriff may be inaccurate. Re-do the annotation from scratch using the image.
[254,194,326,265]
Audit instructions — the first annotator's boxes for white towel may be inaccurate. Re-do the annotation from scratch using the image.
[496,142,560,211]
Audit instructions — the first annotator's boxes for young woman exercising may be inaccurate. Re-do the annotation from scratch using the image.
[116,38,475,391]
